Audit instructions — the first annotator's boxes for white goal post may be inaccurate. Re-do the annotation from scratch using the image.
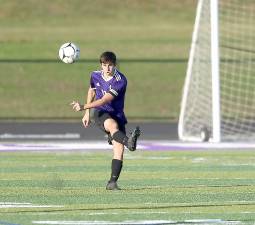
[178,0,255,142]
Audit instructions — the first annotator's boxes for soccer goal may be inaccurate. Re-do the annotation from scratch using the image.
[178,0,255,142]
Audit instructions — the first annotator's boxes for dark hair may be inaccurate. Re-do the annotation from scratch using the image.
[100,51,117,65]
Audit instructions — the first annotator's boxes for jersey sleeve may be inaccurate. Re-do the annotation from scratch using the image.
[90,73,95,88]
[108,79,126,97]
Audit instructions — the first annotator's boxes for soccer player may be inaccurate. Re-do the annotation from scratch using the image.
[70,51,141,190]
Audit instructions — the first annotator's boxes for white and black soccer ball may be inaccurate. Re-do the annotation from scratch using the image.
[58,42,80,64]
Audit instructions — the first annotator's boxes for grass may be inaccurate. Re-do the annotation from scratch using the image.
[0,149,255,224]
[0,0,197,120]
[0,61,185,119]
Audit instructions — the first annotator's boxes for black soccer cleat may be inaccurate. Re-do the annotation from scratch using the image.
[127,126,141,151]
[106,181,121,190]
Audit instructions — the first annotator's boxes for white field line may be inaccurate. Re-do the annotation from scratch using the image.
[0,142,111,151]
[158,141,255,149]
[32,219,238,225]
[0,202,63,209]
[0,133,80,139]
[32,220,177,225]
[86,211,168,216]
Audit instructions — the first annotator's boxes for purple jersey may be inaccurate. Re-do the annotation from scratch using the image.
[90,69,127,124]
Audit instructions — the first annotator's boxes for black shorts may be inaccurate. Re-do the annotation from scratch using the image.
[91,109,126,135]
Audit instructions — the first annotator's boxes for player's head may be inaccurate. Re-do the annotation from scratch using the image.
[100,51,117,76]
[100,51,117,66]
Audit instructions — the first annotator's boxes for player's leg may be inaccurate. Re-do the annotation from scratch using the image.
[103,118,124,190]
[92,109,141,151]
[106,141,124,190]
[105,119,141,151]
[105,124,141,191]
[113,126,141,151]
[90,111,113,145]
[95,111,140,151]
[91,110,124,190]
[92,110,140,190]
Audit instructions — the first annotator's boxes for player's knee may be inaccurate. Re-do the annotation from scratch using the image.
[104,119,118,134]
[112,130,128,146]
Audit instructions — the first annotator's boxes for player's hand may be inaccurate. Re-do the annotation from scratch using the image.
[70,101,82,112]
[82,113,90,127]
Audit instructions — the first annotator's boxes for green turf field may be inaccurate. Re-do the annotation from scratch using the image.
[1,149,255,224]
[0,0,196,120]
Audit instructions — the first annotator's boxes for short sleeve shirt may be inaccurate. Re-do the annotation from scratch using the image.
[90,69,127,124]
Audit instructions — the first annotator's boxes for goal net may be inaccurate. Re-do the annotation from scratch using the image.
[178,0,255,142]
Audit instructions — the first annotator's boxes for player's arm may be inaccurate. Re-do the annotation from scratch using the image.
[70,86,95,111]
[70,90,114,111]
[83,92,114,110]
[70,86,97,127]
[81,86,95,127]
[85,86,96,109]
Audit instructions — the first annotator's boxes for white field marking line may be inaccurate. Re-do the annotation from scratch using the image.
[125,155,173,160]
[0,142,111,151]
[192,157,207,163]
[86,211,168,216]
[32,219,238,225]
[33,221,176,225]
[0,133,80,139]
[155,141,255,149]
[30,212,166,216]
[0,202,63,209]
[222,163,255,166]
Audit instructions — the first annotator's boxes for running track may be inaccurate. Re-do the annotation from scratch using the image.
[1,122,255,151]
[0,121,178,141]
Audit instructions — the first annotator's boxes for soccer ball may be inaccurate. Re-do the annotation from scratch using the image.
[58,42,80,64]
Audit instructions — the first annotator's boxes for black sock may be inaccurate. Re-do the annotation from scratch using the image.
[110,159,123,182]
[112,130,128,147]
